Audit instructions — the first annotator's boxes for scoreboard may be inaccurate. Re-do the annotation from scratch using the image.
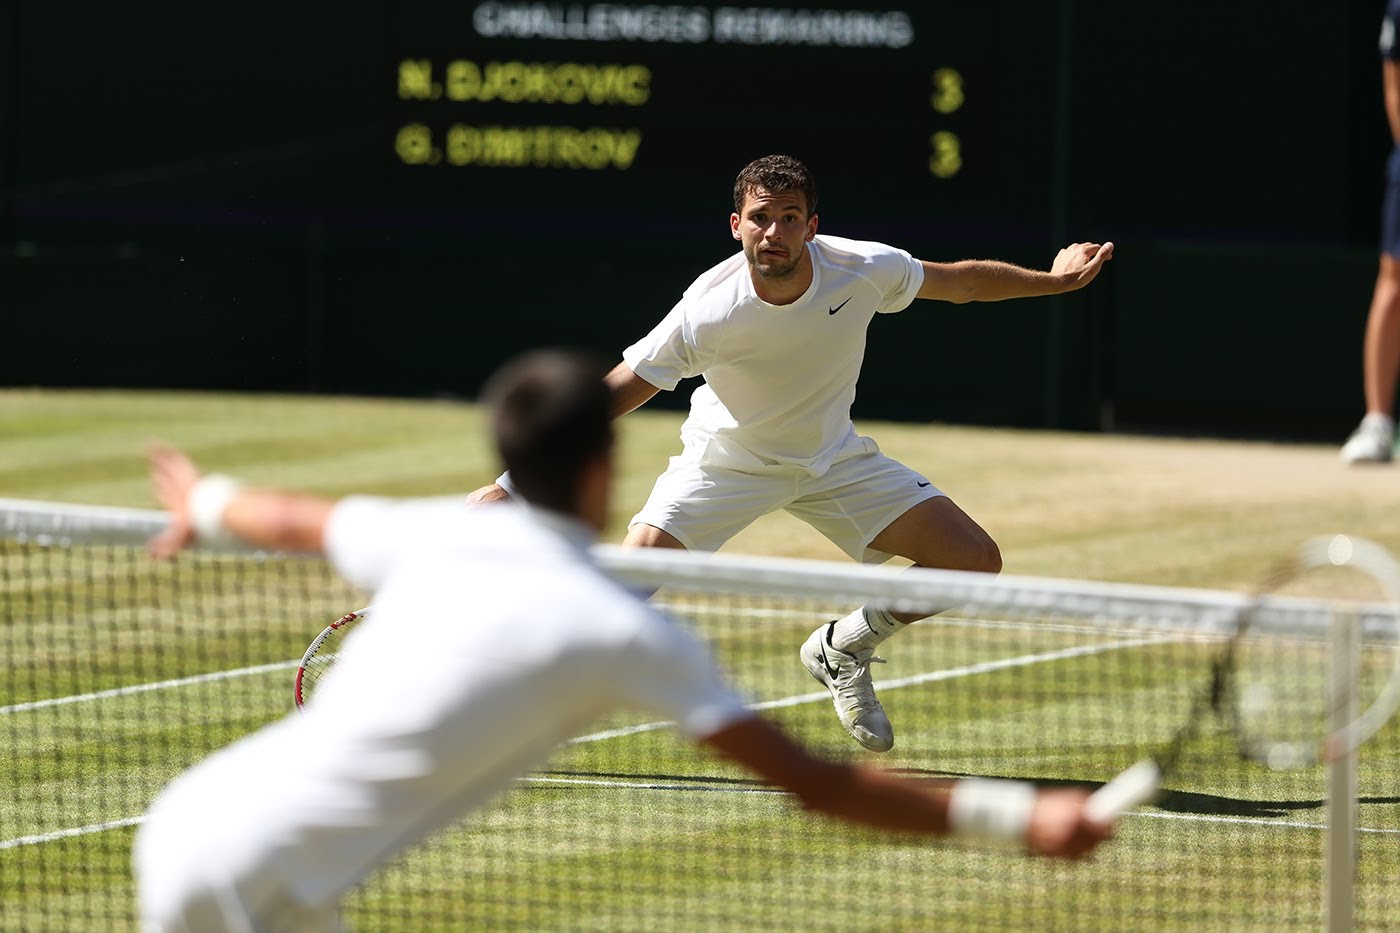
[5,2,1072,257]
[382,3,1060,251]
[3,1,1377,257]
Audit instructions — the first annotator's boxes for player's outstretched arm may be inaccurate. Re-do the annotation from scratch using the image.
[917,241,1114,304]
[147,444,335,558]
[703,717,1112,859]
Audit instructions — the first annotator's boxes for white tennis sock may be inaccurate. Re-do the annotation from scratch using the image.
[830,606,905,654]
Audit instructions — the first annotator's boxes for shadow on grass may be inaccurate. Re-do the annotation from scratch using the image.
[538,768,1400,819]
[889,767,1400,820]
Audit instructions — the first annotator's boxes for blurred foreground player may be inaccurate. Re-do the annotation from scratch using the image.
[135,350,1114,932]
[471,155,1114,752]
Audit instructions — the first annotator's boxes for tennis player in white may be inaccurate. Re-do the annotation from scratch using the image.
[134,350,1114,932]
[471,155,1115,753]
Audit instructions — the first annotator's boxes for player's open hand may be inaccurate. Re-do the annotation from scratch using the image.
[147,443,200,559]
[1024,787,1115,859]
[1051,241,1114,292]
[465,482,513,507]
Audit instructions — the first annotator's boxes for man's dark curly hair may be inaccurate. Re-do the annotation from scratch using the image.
[732,155,818,216]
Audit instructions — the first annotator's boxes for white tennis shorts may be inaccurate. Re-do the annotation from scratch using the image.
[630,432,943,563]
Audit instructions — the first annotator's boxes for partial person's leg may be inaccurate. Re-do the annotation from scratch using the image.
[1364,255,1400,418]
[864,496,1001,623]
[1346,254,1400,463]
[1343,152,1400,464]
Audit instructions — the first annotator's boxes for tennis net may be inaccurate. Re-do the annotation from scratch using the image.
[3,497,1398,931]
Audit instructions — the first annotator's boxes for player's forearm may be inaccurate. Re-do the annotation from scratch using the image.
[797,762,953,835]
[605,362,662,418]
[705,718,952,834]
[921,260,1070,304]
[704,718,1098,851]
[215,487,336,553]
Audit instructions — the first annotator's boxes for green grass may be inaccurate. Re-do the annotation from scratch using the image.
[3,390,1400,930]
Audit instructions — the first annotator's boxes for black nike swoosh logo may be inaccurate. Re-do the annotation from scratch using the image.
[828,297,851,315]
[819,623,842,679]
[917,481,931,487]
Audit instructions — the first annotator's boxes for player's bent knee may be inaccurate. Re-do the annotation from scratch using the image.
[968,538,1003,575]
[981,542,1004,575]
[622,523,687,550]
[908,534,1000,574]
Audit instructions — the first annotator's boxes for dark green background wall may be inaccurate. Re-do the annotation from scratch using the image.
[1,2,1389,439]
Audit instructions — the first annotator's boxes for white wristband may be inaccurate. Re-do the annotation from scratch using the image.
[948,779,1037,843]
[187,474,242,544]
[495,470,518,500]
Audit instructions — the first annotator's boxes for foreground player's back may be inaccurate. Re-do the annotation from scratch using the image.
[140,498,752,924]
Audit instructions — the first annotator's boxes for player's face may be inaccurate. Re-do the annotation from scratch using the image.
[731,188,818,280]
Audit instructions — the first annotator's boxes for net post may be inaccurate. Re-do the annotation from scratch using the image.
[1326,613,1359,933]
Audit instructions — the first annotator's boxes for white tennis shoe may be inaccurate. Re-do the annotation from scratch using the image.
[800,622,894,752]
[1341,414,1395,464]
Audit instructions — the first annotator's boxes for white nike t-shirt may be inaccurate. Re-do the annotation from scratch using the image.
[623,235,924,476]
[136,500,752,924]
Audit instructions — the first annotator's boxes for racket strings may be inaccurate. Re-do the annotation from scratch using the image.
[1218,542,1400,771]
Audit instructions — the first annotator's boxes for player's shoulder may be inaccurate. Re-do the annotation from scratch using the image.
[812,234,910,266]
[638,251,751,337]
[810,236,918,294]
[677,251,750,312]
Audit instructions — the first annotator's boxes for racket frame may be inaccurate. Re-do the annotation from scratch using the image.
[1221,535,1400,770]
[293,607,371,709]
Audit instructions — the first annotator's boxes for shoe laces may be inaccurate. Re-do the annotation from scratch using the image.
[832,650,886,713]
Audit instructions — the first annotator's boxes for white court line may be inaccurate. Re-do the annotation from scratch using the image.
[0,660,300,716]
[0,816,146,851]
[0,620,1097,718]
[0,609,1166,719]
[4,635,1155,849]
[567,635,1167,744]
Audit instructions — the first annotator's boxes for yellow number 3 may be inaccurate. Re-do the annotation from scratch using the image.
[928,131,962,179]
[930,68,964,114]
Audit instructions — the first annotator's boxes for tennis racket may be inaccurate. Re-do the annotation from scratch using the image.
[294,607,372,710]
[1087,534,1400,821]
